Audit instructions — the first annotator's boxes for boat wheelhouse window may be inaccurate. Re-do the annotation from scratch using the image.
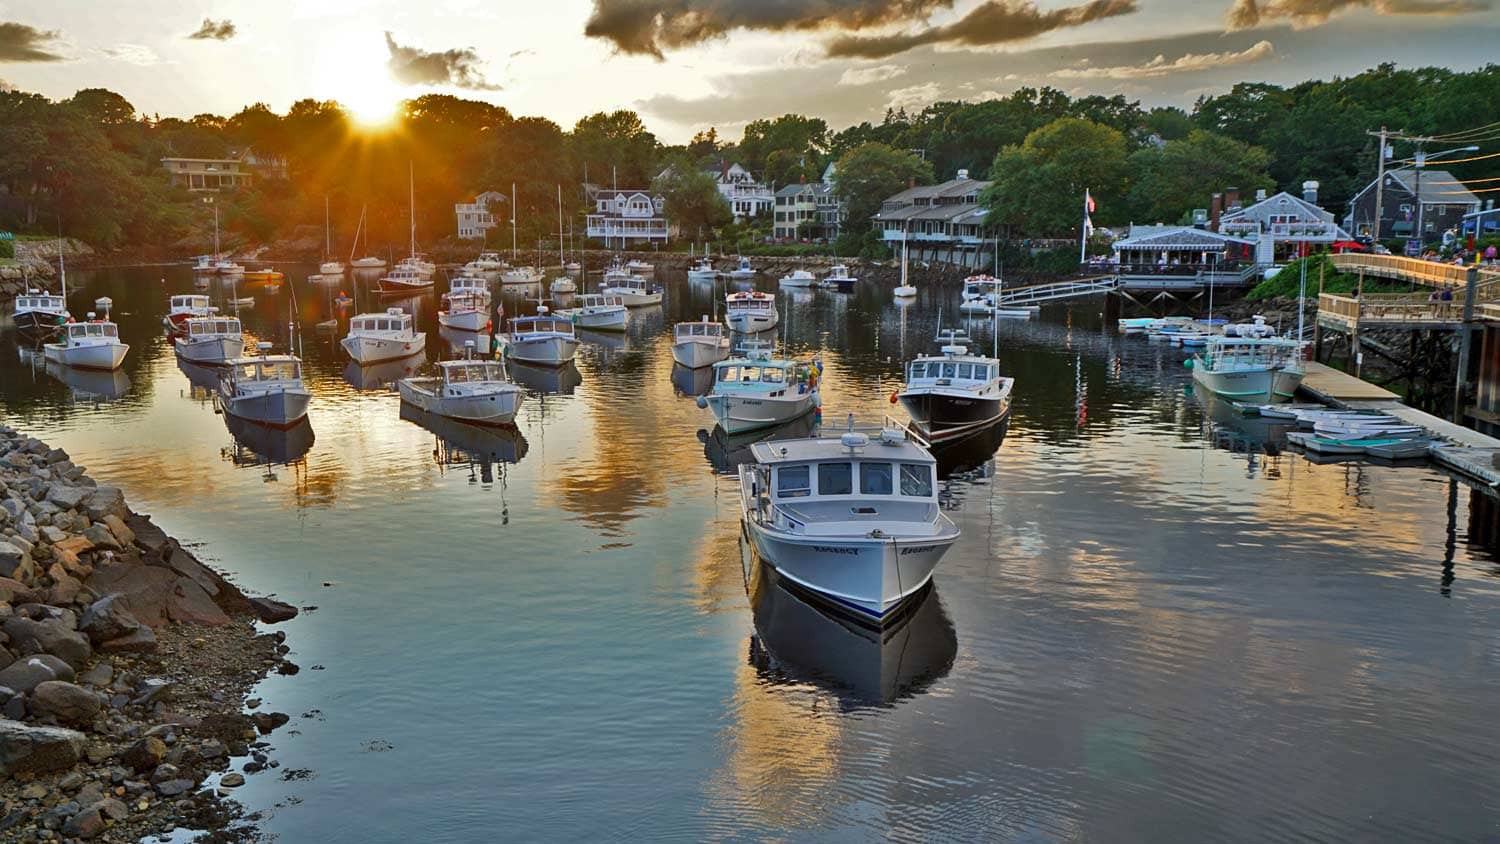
[818,462,853,495]
[957,364,973,379]
[718,365,740,382]
[900,463,933,497]
[861,462,894,495]
[761,368,785,384]
[909,362,925,379]
[776,465,811,498]
[941,362,957,378]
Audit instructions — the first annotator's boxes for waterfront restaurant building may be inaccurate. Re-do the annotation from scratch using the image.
[1109,225,1257,284]
[586,188,669,248]
[1217,184,1352,264]
[871,171,994,267]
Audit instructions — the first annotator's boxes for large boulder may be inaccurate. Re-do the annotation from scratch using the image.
[0,655,76,694]
[167,576,229,626]
[30,681,101,726]
[0,576,43,605]
[78,594,144,643]
[119,735,166,772]
[159,548,219,598]
[4,615,92,668]
[98,628,156,653]
[0,718,86,775]
[248,597,298,624]
[0,538,33,580]
[83,486,125,522]
[101,514,135,546]
[45,483,90,510]
[85,564,176,627]
[80,524,120,552]
[125,514,170,556]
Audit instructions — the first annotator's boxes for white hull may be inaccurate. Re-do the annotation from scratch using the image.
[320,262,345,275]
[569,309,628,331]
[175,336,245,364]
[672,339,730,369]
[550,278,577,294]
[352,258,387,269]
[1192,364,1305,403]
[707,392,818,435]
[341,333,427,364]
[743,517,954,621]
[727,310,779,333]
[893,286,917,297]
[605,290,663,308]
[223,389,311,428]
[43,342,129,371]
[504,335,580,366]
[779,277,813,288]
[687,270,719,282]
[438,309,488,332]
[398,380,521,425]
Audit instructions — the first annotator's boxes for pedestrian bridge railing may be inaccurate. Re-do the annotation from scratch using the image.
[1329,254,1500,289]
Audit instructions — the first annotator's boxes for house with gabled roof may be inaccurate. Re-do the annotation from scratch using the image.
[1344,168,1482,244]
[871,170,993,265]
[1218,184,1351,264]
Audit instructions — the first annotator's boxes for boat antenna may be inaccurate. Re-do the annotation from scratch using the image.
[409,161,416,261]
[56,225,67,305]
[1297,255,1307,346]
[511,181,518,262]
[557,184,564,271]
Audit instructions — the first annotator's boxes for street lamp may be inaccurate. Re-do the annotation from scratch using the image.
[1413,145,1479,249]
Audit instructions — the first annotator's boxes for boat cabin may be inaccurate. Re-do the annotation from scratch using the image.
[726,292,774,312]
[185,317,242,338]
[1198,336,1303,372]
[226,356,303,386]
[510,316,576,337]
[827,264,854,278]
[606,276,655,293]
[437,359,508,386]
[907,357,1002,386]
[962,276,1000,297]
[676,320,727,342]
[442,292,486,311]
[712,357,815,394]
[61,321,120,344]
[350,309,416,336]
[450,276,489,295]
[746,431,939,532]
[15,293,64,312]
[170,295,213,313]
[578,294,626,310]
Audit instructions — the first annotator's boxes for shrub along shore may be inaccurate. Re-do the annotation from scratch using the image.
[0,423,301,841]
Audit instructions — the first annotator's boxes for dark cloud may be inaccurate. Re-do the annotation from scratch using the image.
[1227,0,1490,29]
[584,0,953,58]
[0,21,66,62]
[384,32,500,90]
[826,0,1137,59]
[187,18,237,41]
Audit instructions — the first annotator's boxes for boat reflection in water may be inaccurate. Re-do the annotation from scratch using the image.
[698,413,819,475]
[438,326,493,357]
[929,416,1008,479]
[176,357,223,401]
[223,413,315,469]
[745,548,956,707]
[1191,388,1291,477]
[671,362,714,398]
[577,327,627,352]
[399,402,528,488]
[343,356,422,392]
[46,360,132,403]
[508,359,582,396]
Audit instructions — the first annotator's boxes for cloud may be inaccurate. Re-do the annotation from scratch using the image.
[187,18,237,40]
[1053,39,1274,79]
[1227,0,1490,29]
[100,43,161,66]
[0,78,12,91]
[886,81,944,110]
[584,0,953,58]
[839,63,908,85]
[0,21,66,61]
[826,0,1138,59]
[384,32,500,90]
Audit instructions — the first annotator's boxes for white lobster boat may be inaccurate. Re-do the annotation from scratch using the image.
[1190,336,1306,404]
[164,294,216,333]
[625,259,655,274]
[438,292,490,333]
[499,311,580,366]
[897,329,1013,443]
[12,290,68,334]
[553,294,628,331]
[464,251,506,278]
[218,346,311,428]
[601,275,663,308]
[687,258,719,282]
[501,265,544,286]
[725,291,778,333]
[398,358,524,425]
[376,266,433,295]
[43,316,130,371]
[174,316,245,364]
[738,417,958,624]
[728,256,757,281]
[697,341,821,435]
[779,270,815,288]
[342,308,427,364]
[549,276,577,295]
[672,318,731,369]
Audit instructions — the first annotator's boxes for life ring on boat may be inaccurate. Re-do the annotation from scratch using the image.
[889,390,898,404]
[404,343,411,350]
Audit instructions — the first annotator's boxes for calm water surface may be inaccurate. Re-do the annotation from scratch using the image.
[5,267,1500,842]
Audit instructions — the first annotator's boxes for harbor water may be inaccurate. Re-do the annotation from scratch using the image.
[4,266,1500,842]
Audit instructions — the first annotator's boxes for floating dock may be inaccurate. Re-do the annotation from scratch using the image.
[1294,362,1500,488]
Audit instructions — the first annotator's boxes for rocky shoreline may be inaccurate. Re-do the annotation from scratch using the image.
[0,424,300,842]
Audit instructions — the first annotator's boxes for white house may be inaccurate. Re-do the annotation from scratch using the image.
[706,161,773,222]
[455,190,506,240]
[160,157,253,192]
[872,171,993,262]
[1218,183,1351,264]
[586,188,669,247]
[773,181,844,241]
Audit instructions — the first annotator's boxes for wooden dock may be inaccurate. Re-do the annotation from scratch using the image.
[1298,362,1399,404]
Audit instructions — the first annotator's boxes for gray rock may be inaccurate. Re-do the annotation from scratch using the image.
[132,677,172,706]
[45,484,89,510]
[80,524,120,552]
[39,525,68,544]
[248,596,298,623]
[77,594,142,644]
[30,681,101,726]
[150,762,180,783]
[120,736,166,772]
[3,616,91,668]
[0,539,31,580]
[83,487,125,522]
[220,772,245,787]
[3,693,26,720]
[78,662,113,688]
[0,718,87,775]
[153,778,194,797]
[0,654,76,693]
[43,448,68,466]
[94,797,127,820]
[57,770,84,791]
[61,806,103,839]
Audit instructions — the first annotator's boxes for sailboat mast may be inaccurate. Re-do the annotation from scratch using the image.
[57,236,66,303]
[511,182,518,261]
[324,195,330,259]
[557,184,564,269]
[408,162,416,259]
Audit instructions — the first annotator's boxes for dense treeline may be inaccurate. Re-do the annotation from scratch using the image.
[0,62,1495,256]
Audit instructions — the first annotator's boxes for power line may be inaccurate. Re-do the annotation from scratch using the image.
[1423,121,1500,142]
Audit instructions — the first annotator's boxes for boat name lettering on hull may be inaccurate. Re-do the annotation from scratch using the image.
[901,545,939,555]
[811,546,859,555]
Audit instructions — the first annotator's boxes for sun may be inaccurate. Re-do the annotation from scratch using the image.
[316,31,405,129]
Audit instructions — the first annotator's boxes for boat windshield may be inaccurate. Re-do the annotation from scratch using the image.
[717,364,786,384]
[239,360,300,382]
[69,323,116,339]
[445,362,506,383]
[772,460,934,500]
[677,323,723,338]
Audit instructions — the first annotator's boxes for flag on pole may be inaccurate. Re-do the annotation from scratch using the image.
[1085,190,1096,214]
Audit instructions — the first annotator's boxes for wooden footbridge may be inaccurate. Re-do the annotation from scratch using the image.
[994,264,1260,307]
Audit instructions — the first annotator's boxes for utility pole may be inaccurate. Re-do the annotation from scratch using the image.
[1366,126,1403,245]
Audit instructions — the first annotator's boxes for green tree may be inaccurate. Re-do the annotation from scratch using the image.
[570,110,659,187]
[1127,130,1274,224]
[739,114,827,180]
[653,166,731,239]
[833,142,933,234]
[982,118,1129,236]
[1144,107,1193,142]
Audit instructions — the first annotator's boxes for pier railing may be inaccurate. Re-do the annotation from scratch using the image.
[1329,254,1500,289]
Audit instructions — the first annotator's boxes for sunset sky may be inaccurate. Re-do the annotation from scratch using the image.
[2,0,1496,141]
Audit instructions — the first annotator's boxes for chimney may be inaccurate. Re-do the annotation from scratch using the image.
[1302,180,1320,205]
[1255,188,1267,202]
[1224,186,1240,211]
[957,168,970,180]
[1210,193,1223,232]
[909,177,916,190]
